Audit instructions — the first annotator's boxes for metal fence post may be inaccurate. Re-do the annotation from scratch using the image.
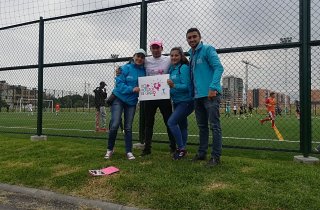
[37,16,44,136]
[139,0,147,144]
[299,0,311,156]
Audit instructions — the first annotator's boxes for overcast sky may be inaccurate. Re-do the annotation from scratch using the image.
[1,0,319,101]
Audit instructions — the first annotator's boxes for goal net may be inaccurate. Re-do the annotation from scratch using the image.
[19,98,54,113]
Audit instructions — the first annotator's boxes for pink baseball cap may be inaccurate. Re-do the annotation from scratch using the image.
[150,39,163,47]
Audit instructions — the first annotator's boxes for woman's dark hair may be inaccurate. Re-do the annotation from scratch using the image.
[170,47,189,65]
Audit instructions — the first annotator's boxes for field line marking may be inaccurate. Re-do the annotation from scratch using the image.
[273,126,284,141]
[0,126,317,144]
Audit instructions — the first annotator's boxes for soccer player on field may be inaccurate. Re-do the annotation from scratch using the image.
[55,103,60,115]
[27,103,33,116]
[260,92,276,128]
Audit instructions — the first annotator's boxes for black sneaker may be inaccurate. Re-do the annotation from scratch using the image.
[206,157,220,167]
[140,150,151,157]
[191,154,206,162]
[173,149,187,160]
[170,147,177,154]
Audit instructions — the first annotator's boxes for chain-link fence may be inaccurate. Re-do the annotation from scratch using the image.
[0,0,318,154]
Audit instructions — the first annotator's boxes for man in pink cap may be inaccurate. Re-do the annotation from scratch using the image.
[140,39,176,156]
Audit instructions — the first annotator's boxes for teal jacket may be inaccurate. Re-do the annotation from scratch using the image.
[188,42,224,98]
[169,63,193,104]
[113,63,146,106]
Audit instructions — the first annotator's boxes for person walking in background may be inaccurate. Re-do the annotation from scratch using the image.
[27,103,33,116]
[225,103,231,117]
[239,104,244,119]
[276,104,282,117]
[186,28,224,167]
[167,47,194,160]
[233,104,237,116]
[94,81,108,131]
[104,49,146,160]
[295,100,300,120]
[260,92,276,128]
[248,103,253,117]
[140,39,176,157]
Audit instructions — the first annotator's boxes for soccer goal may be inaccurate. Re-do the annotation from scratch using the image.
[19,98,54,113]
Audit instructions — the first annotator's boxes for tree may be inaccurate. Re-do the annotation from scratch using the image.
[0,98,8,107]
[0,98,8,112]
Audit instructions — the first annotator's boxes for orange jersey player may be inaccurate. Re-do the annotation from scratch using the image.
[260,92,276,128]
[55,103,60,115]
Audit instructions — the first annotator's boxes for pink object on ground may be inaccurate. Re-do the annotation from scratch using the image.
[89,166,119,176]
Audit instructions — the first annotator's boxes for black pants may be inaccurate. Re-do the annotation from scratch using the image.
[144,99,176,151]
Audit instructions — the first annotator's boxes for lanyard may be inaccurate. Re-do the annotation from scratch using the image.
[189,50,198,97]
[190,50,198,82]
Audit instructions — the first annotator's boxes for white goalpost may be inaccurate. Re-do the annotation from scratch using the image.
[19,98,54,113]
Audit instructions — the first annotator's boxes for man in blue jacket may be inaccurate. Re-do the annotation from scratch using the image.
[186,28,224,167]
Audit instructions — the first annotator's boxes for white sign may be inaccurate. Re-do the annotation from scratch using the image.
[138,74,170,101]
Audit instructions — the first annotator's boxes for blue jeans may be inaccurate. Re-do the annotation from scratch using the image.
[107,98,136,153]
[167,101,194,150]
[99,106,106,128]
[194,95,222,158]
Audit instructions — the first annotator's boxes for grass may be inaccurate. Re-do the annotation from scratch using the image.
[1,110,320,151]
[1,132,320,210]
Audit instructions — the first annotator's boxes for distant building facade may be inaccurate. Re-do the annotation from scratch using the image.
[0,80,38,108]
[222,76,320,111]
[222,76,244,105]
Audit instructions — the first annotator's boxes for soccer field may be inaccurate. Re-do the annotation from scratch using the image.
[1,110,319,151]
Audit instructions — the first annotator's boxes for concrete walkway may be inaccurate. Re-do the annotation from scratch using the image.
[0,183,146,210]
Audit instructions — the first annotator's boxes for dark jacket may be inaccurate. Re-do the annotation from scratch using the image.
[93,87,107,108]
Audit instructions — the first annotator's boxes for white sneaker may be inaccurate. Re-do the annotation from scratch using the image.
[104,150,113,159]
[126,152,135,160]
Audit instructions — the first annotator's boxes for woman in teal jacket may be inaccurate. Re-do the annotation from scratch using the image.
[104,49,146,160]
[167,47,194,160]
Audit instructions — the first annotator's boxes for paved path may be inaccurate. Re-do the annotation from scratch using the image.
[0,183,145,210]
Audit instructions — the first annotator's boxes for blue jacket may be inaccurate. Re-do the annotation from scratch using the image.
[112,63,146,106]
[188,42,224,98]
[169,63,193,104]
